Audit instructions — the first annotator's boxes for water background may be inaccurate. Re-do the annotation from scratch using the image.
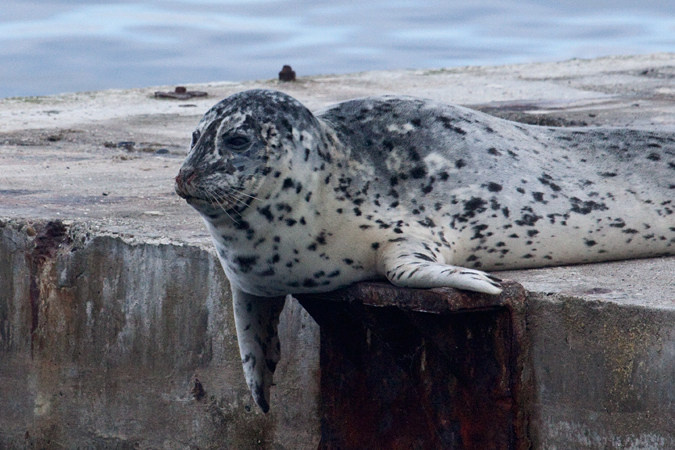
[2,0,675,98]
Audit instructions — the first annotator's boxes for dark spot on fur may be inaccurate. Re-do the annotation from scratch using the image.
[455,159,466,169]
[538,175,562,192]
[259,267,275,276]
[258,205,274,222]
[410,165,427,179]
[570,198,608,215]
[234,220,250,230]
[414,252,435,262]
[418,217,435,227]
[472,224,489,240]
[515,207,541,226]
[486,182,502,192]
[464,197,487,213]
[438,116,467,134]
[233,255,258,273]
[303,278,318,288]
[316,232,327,245]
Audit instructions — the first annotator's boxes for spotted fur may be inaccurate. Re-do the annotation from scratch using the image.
[176,89,675,411]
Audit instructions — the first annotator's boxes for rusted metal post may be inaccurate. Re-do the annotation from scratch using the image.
[296,281,530,450]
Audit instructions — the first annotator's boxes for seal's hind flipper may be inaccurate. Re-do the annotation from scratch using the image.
[376,238,502,295]
[232,288,286,412]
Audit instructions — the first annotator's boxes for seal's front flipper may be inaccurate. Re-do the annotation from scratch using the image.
[232,288,286,413]
[376,238,502,295]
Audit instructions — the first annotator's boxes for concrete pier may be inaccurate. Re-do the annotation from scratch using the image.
[1,53,675,449]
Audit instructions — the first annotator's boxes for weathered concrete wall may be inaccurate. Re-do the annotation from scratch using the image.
[495,256,675,448]
[528,293,675,449]
[0,220,319,449]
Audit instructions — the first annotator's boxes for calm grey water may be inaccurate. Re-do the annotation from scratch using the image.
[2,0,675,98]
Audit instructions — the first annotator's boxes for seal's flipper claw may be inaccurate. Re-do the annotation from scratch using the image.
[232,288,286,413]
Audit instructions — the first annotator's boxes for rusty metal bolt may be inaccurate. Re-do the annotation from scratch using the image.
[279,65,296,82]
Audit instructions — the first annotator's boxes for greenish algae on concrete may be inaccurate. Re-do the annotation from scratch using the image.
[2,53,675,449]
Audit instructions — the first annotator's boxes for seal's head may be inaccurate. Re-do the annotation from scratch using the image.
[175,89,323,221]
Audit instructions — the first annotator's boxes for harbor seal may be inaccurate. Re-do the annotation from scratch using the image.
[175,89,675,412]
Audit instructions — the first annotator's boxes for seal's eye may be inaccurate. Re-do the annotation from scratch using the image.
[224,135,251,152]
[191,130,201,148]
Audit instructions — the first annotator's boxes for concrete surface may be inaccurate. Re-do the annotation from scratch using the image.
[1,52,675,449]
[498,258,675,449]
[0,220,319,450]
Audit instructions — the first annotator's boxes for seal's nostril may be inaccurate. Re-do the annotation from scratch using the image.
[175,168,196,198]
